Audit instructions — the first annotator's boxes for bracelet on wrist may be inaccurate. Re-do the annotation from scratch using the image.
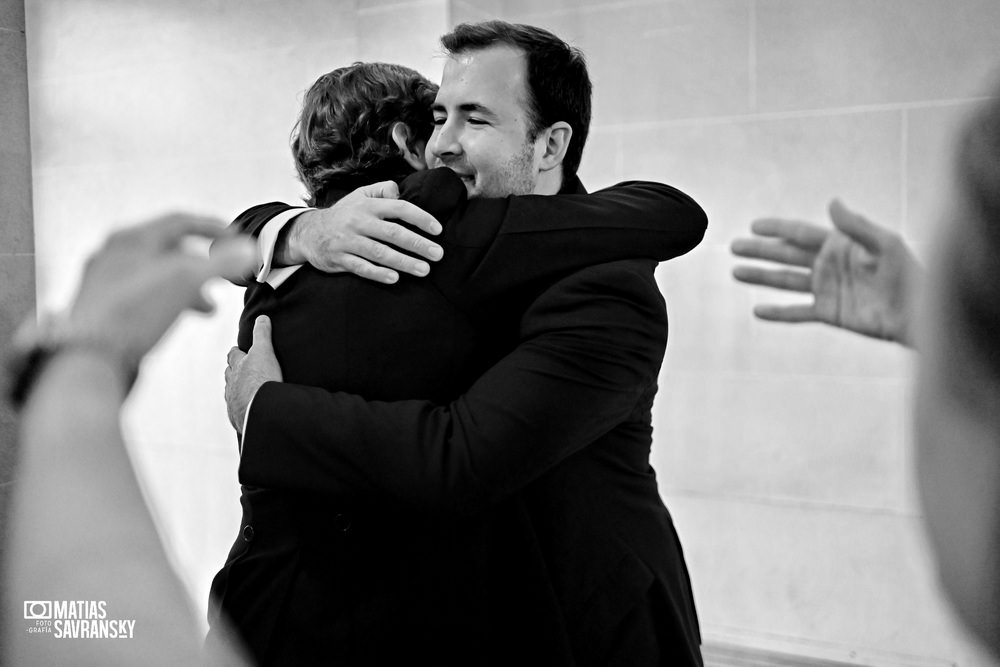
[4,313,139,410]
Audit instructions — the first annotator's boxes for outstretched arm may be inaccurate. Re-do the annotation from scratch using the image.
[5,215,253,665]
[221,181,445,286]
[234,260,666,513]
[730,199,921,346]
[224,169,707,291]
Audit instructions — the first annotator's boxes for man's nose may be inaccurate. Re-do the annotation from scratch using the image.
[430,121,462,159]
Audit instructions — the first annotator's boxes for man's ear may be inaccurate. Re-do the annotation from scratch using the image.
[391,122,427,170]
[537,121,572,173]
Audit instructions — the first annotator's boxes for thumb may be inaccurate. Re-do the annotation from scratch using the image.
[357,180,400,200]
[252,315,274,351]
[828,199,884,255]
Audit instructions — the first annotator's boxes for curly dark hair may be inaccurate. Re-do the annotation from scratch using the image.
[291,62,438,206]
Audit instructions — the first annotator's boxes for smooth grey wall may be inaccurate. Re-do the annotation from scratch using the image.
[0,0,34,635]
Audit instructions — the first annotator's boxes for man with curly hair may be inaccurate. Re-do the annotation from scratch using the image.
[291,63,439,204]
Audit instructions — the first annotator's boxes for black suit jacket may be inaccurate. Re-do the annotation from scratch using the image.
[209,168,706,665]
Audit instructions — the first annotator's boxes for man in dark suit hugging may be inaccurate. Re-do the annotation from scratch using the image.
[213,21,706,666]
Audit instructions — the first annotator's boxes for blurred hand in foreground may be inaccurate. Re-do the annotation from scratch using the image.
[68,213,257,368]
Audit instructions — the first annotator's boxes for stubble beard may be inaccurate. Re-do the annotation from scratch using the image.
[473,140,537,198]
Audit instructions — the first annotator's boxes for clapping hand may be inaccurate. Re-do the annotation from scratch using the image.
[69,213,256,367]
[730,200,921,346]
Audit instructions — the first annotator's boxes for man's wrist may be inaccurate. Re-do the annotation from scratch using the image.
[274,211,315,267]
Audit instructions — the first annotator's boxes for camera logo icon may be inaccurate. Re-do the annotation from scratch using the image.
[24,601,52,620]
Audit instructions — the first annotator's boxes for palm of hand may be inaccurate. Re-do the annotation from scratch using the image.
[812,233,909,342]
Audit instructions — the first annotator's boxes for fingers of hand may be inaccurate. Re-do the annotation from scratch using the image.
[209,236,257,281]
[828,199,884,254]
[753,303,818,323]
[357,180,400,200]
[331,255,400,284]
[227,346,245,368]
[351,237,431,276]
[732,265,812,292]
[164,254,241,314]
[97,217,251,318]
[749,218,829,251]
[307,236,426,279]
[730,238,816,268]
[110,213,227,252]
[245,316,284,382]
[375,199,442,236]
[252,315,273,349]
[369,219,443,261]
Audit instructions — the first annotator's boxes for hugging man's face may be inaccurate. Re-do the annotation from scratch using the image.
[427,44,541,199]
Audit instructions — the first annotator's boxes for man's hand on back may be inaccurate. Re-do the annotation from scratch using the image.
[278,180,445,284]
[226,315,283,435]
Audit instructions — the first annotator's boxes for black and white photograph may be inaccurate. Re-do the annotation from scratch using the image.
[1,1,999,664]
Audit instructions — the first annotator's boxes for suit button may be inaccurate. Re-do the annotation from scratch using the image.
[334,513,352,533]
[242,525,255,542]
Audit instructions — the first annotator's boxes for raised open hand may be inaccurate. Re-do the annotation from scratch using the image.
[731,200,921,346]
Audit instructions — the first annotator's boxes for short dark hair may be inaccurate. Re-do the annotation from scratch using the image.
[441,21,592,180]
[291,62,438,206]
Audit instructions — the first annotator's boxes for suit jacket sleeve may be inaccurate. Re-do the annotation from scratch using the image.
[406,170,707,306]
[239,259,667,513]
[229,201,306,238]
[220,169,706,290]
